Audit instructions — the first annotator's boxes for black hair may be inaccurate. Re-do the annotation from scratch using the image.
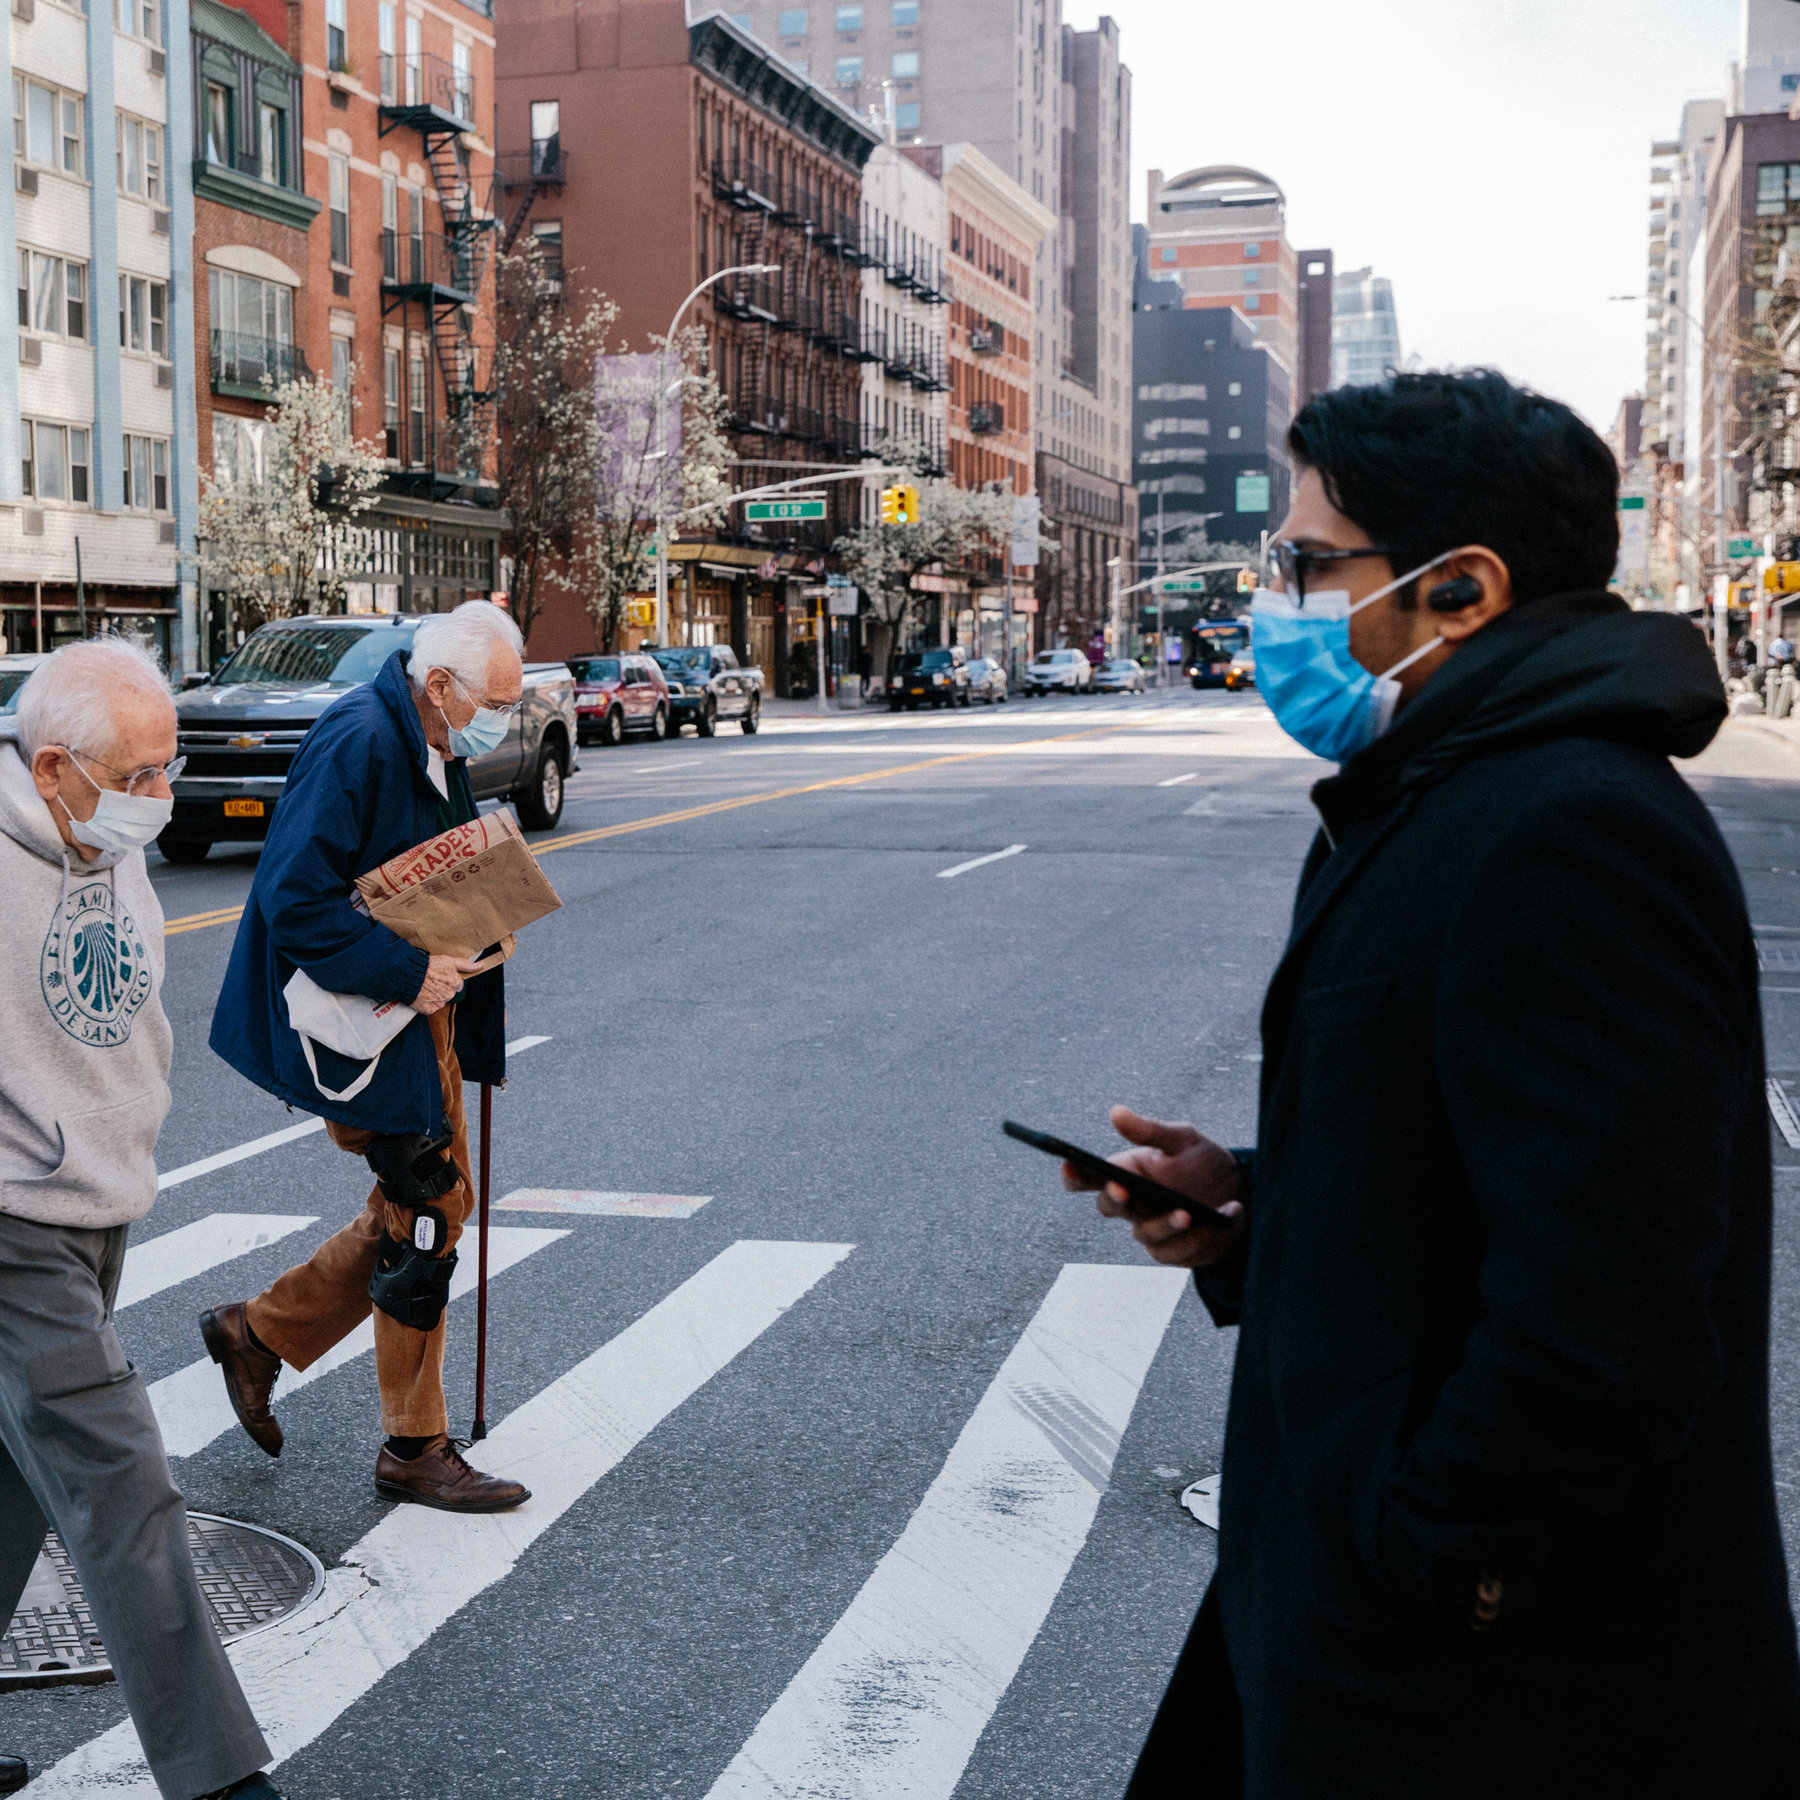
[1285,369,1619,604]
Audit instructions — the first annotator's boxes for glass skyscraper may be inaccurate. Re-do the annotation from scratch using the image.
[1330,267,1401,389]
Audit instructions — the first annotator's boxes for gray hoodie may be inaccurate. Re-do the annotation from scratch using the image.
[0,740,171,1229]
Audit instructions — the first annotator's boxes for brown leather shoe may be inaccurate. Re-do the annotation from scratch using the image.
[374,1436,530,1513]
[199,1303,283,1458]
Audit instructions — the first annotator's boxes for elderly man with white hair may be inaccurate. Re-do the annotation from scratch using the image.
[0,638,277,1800]
[205,601,530,1513]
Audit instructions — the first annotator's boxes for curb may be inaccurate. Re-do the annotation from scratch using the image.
[1729,717,1800,765]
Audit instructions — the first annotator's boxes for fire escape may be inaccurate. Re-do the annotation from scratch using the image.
[379,52,496,499]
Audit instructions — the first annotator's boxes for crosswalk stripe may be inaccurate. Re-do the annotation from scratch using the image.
[147,1226,568,1458]
[33,1238,853,1794]
[115,1214,318,1311]
[703,1261,1187,1800]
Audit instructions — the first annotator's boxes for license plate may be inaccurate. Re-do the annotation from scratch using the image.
[910,686,925,695]
[223,799,265,818]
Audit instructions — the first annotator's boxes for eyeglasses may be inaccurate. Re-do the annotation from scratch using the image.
[449,673,525,719]
[61,746,186,795]
[1263,539,1404,603]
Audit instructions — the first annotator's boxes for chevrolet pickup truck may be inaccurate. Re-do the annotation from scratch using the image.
[158,614,577,863]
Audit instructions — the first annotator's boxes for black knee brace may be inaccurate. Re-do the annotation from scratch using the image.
[363,1132,459,1208]
[367,1207,457,1331]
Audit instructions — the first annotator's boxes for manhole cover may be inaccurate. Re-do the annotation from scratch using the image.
[1,1513,323,1691]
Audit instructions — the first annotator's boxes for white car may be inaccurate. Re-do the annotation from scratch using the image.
[1023,648,1092,694]
[1091,658,1147,694]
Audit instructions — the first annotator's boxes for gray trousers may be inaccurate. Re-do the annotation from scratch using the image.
[0,1210,269,1800]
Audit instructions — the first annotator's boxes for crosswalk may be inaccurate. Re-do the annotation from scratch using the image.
[28,1192,1189,1796]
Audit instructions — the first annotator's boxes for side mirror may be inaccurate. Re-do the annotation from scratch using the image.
[181,671,212,689]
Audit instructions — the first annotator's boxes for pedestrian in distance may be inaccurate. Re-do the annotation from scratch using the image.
[203,601,531,1513]
[0,639,279,1800]
[1771,627,1795,667]
[1067,370,1800,1798]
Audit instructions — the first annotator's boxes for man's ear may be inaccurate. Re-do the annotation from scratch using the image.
[1425,548,1514,645]
[29,746,64,802]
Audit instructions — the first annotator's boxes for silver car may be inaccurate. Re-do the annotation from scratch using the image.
[1091,658,1147,694]
[965,656,1009,703]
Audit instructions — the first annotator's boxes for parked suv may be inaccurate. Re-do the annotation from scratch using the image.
[159,615,578,862]
[570,654,670,745]
[890,646,970,710]
[649,645,762,735]
[1023,648,1092,695]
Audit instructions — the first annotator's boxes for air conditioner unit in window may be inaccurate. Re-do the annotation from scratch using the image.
[154,362,173,389]
[21,510,43,536]
[15,165,37,197]
[148,46,166,75]
[18,338,40,367]
[151,209,171,234]
[158,520,176,544]
[11,0,33,22]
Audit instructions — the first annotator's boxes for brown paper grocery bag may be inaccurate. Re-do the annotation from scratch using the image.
[354,811,562,964]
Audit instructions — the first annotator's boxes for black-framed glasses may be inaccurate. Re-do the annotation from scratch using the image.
[61,746,186,795]
[1263,539,1403,603]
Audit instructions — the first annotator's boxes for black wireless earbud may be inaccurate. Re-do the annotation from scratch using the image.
[1426,575,1484,613]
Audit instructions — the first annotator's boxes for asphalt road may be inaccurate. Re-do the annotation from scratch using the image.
[13,687,1800,1799]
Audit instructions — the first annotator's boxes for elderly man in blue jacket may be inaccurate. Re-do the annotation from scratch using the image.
[203,601,529,1513]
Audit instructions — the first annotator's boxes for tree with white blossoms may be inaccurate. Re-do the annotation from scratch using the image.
[195,369,384,622]
[832,437,1023,677]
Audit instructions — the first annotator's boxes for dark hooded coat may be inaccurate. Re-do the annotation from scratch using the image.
[1128,593,1800,1798]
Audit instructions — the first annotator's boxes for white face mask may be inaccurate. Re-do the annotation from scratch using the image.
[58,754,172,853]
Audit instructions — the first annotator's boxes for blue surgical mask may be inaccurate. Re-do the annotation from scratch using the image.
[1250,554,1455,763]
[438,677,513,759]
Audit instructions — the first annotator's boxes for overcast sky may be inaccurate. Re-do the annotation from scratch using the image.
[1086,0,1741,431]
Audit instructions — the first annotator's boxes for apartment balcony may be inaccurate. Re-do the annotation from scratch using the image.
[713,271,782,324]
[496,139,568,189]
[378,51,475,134]
[711,156,779,212]
[969,320,1004,356]
[383,230,480,306]
[210,330,309,399]
[969,402,1005,435]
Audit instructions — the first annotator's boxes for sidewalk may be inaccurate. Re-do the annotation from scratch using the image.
[1731,712,1800,763]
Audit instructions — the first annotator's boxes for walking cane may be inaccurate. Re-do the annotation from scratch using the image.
[472,1082,492,1441]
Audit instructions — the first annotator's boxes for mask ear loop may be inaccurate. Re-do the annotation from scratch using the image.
[1347,550,1459,618]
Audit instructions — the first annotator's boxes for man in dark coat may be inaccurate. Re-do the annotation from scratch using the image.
[202,601,528,1513]
[1068,371,1800,1796]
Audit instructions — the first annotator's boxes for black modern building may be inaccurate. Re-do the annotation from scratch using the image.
[1131,224,1291,586]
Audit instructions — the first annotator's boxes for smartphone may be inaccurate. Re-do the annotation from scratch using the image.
[1002,1119,1230,1226]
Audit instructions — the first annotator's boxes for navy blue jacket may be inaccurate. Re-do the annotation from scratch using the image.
[1128,594,1800,1798]
[209,649,506,1134]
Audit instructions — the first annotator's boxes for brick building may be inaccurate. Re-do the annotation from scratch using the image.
[495,0,879,675]
[191,0,503,664]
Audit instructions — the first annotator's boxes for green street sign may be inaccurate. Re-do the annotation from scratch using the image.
[1618,496,1646,512]
[745,498,827,521]
[1728,534,1758,559]
[1157,578,1210,595]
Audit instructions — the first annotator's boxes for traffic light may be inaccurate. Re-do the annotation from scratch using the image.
[896,484,920,524]
[880,486,902,524]
[1236,568,1258,593]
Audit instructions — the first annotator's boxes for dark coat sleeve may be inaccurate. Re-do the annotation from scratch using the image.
[259,726,430,1006]
[1376,778,1753,1623]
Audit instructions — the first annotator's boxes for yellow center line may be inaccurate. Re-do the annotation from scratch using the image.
[161,718,1149,936]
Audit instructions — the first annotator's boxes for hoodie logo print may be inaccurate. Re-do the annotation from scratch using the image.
[41,882,152,1046]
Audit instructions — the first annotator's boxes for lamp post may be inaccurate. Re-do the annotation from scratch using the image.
[653,262,781,646]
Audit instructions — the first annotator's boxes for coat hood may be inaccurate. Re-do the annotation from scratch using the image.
[1314,591,1728,839]
[0,740,131,873]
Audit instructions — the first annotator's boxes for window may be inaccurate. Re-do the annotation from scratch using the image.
[259,102,284,183]
[834,3,861,26]
[408,349,426,465]
[891,0,918,21]
[378,2,396,99]
[728,11,752,28]
[1244,269,1260,286]
[116,0,157,37]
[1757,162,1800,216]
[890,49,919,77]
[1159,245,1176,264]
[1227,381,1242,396]
[1244,242,1262,259]
[329,153,350,265]
[15,79,84,174]
[1137,383,1206,401]
[895,101,919,130]
[18,251,87,341]
[122,434,169,511]
[22,422,89,505]
[786,55,809,76]
[384,347,402,459]
[404,16,422,104]
[408,187,424,277]
[530,99,560,173]
[382,173,397,276]
[120,274,168,355]
[331,337,352,432]
[778,8,807,34]
[213,416,271,494]
[1243,294,1259,310]
[452,42,472,119]
[835,55,862,83]
[209,268,293,355]
[206,82,231,163]
[326,0,347,72]
[1227,425,1243,440]
[116,113,163,201]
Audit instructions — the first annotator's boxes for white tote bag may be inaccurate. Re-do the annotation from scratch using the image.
[282,968,417,1103]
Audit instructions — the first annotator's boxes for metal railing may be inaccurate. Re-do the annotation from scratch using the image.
[496,140,568,187]
[969,402,1005,435]
[209,330,309,392]
[382,229,481,297]
[378,50,474,124]
[711,156,779,211]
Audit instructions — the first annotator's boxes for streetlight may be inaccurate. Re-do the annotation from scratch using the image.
[652,262,781,646]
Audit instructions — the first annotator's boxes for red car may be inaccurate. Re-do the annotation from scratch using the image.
[569,653,671,745]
